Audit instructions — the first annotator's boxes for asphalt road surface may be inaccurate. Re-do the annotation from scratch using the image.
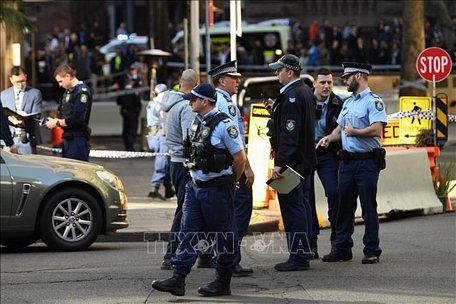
[1,213,455,304]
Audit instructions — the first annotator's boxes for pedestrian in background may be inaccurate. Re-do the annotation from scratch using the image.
[116,65,143,151]
[146,83,174,200]
[308,68,344,259]
[45,64,92,162]
[151,83,246,297]
[209,60,255,276]
[1,66,42,154]
[159,69,199,269]
[317,62,387,264]
[268,54,317,271]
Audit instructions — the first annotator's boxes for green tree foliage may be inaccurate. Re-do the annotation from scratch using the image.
[0,0,36,33]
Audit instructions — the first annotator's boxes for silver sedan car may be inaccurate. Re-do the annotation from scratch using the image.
[0,150,128,251]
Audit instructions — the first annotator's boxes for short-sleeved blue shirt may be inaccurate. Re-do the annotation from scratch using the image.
[190,107,244,181]
[336,88,387,153]
[215,88,245,146]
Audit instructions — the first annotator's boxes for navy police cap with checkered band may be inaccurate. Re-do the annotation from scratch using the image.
[182,83,217,103]
[208,60,242,78]
[269,54,302,71]
[341,62,372,78]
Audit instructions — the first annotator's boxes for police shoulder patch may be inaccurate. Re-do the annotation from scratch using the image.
[375,99,384,111]
[228,105,236,117]
[288,97,296,103]
[80,93,88,103]
[286,119,296,131]
[201,127,210,138]
[227,125,239,138]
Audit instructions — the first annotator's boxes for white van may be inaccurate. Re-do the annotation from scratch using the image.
[171,19,291,64]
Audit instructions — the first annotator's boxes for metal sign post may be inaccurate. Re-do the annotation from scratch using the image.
[433,74,436,146]
[416,47,452,147]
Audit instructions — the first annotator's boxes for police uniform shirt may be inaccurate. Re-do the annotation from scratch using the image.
[61,81,92,130]
[314,95,329,142]
[336,88,387,153]
[215,88,245,145]
[190,108,244,182]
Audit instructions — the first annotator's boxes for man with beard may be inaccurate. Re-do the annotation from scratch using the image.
[317,62,387,265]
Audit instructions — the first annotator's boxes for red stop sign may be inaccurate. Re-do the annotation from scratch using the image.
[416,47,452,82]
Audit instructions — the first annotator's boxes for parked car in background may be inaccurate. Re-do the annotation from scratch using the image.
[99,34,148,62]
[0,150,128,251]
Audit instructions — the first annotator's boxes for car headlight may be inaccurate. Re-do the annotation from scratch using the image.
[96,171,124,191]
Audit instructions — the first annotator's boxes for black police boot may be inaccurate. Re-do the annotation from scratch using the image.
[148,187,164,200]
[310,237,319,259]
[151,274,185,296]
[165,187,175,199]
[321,252,353,262]
[232,263,253,277]
[198,275,231,296]
[361,255,380,264]
[274,261,309,271]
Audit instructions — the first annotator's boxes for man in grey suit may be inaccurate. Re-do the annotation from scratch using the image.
[1,66,42,154]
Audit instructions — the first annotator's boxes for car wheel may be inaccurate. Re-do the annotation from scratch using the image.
[0,236,39,250]
[39,188,102,251]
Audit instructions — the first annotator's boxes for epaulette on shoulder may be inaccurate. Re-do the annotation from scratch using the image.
[369,92,380,98]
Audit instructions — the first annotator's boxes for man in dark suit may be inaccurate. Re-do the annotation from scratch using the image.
[1,66,42,154]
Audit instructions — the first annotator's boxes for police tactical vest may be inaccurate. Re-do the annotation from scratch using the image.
[186,111,233,173]
[60,83,92,138]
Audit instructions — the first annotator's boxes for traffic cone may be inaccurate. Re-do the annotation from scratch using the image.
[444,197,454,213]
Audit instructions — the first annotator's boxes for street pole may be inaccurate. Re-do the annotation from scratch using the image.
[432,75,437,146]
[190,0,199,72]
[205,0,211,83]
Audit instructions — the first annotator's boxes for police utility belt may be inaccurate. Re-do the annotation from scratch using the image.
[339,148,386,170]
[183,112,233,174]
[192,175,233,188]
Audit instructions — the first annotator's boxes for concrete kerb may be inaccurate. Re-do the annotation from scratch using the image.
[97,209,281,243]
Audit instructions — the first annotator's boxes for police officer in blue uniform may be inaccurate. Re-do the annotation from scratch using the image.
[268,54,317,271]
[317,62,387,264]
[151,83,246,297]
[46,64,92,162]
[308,68,344,258]
[208,60,254,276]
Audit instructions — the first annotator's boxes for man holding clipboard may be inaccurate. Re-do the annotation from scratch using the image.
[267,54,317,271]
[1,66,42,154]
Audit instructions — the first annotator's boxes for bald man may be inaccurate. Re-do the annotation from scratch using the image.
[159,69,200,269]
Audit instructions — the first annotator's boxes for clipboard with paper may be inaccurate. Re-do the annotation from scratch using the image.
[2,107,41,128]
[266,165,305,194]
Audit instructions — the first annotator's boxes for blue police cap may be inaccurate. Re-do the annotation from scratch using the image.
[269,54,302,71]
[341,62,372,78]
[208,60,242,78]
[182,83,217,103]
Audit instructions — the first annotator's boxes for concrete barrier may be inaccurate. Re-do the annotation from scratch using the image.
[315,149,443,225]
